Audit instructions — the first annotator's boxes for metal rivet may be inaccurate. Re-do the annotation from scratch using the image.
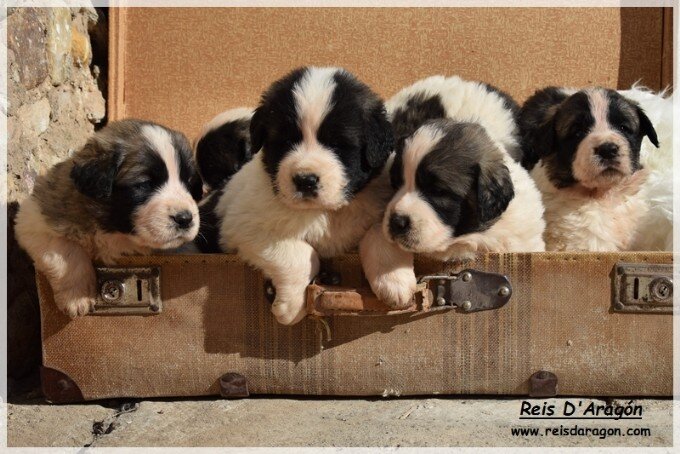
[461,272,472,282]
[100,280,124,303]
[461,301,472,311]
[436,297,446,306]
[498,286,510,297]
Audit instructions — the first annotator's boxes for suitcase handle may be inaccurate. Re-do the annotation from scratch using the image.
[305,268,513,316]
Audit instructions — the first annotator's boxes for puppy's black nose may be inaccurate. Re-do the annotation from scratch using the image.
[171,210,193,229]
[293,173,319,196]
[389,214,411,237]
[595,142,619,160]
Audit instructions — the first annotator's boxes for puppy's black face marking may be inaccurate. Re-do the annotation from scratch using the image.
[250,67,393,210]
[386,121,514,253]
[416,122,513,235]
[520,87,659,189]
[195,117,252,191]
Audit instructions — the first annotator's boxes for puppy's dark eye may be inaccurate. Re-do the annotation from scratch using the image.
[133,180,153,191]
[569,128,586,140]
[618,123,633,135]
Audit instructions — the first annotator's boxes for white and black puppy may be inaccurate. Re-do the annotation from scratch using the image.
[519,87,659,251]
[15,120,202,317]
[360,76,546,307]
[194,107,254,192]
[208,66,394,324]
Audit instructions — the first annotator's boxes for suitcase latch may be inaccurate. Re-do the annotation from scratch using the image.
[613,262,673,314]
[420,268,512,313]
[93,266,162,315]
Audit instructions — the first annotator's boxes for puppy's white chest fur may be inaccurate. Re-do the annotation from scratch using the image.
[532,163,648,251]
[218,154,391,257]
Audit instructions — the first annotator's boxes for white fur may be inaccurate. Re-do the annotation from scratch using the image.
[532,163,648,251]
[217,153,393,324]
[362,76,545,308]
[620,86,673,251]
[385,75,519,152]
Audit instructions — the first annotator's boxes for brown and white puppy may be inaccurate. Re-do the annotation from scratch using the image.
[360,76,546,307]
[207,66,394,325]
[519,87,659,251]
[15,120,202,317]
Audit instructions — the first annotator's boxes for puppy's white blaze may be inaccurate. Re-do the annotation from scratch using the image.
[588,88,610,132]
[293,67,339,141]
[136,125,199,248]
[402,124,445,190]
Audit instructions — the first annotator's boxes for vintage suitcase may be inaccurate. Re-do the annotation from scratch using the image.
[39,252,672,402]
[38,7,673,402]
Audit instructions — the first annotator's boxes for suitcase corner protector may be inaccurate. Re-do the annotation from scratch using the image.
[40,366,85,403]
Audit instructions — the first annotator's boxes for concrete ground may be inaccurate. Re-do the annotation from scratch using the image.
[7,387,673,448]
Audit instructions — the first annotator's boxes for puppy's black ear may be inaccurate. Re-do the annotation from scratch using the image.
[70,145,123,200]
[477,160,515,226]
[636,105,659,148]
[249,106,267,154]
[364,105,394,169]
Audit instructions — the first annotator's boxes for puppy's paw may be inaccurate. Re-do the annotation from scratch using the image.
[271,297,307,325]
[55,293,95,318]
[370,268,418,309]
[54,282,96,318]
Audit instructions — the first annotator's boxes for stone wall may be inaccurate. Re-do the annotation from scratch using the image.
[7,7,106,384]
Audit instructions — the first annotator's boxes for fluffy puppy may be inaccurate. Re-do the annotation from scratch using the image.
[519,87,659,251]
[620,86,673,251]
[209,66,394,324]
[360,76,546,307]
[194,107,254,192]
[15,120,202,317]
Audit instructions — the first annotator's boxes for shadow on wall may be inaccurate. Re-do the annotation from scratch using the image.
[618,7,670,91]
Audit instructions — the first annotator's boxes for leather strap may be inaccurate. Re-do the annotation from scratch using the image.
[306,283,433,316]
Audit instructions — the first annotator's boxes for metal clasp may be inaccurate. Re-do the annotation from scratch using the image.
[419,268,512,313]
[613,262,673,314]
[93,266,162,315]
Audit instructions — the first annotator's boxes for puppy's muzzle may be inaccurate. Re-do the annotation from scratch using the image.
[171,210,194,230]
[293,173,320,198]
[389,213,411,238]
[594,142,619,163]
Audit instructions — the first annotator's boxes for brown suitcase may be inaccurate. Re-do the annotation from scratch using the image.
[38,7,674,401]
[38,252,672,402]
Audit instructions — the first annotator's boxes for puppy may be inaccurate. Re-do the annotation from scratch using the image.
[194,107,254,192]
[519,87,659,251]
[360,76,546,307]
[207,66,394,324]
[15,120,202,317]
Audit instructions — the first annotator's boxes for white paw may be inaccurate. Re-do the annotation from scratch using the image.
[271,297,307,325]
[54,282,96,318]
[55,293,95,318]
[370,268,418,309]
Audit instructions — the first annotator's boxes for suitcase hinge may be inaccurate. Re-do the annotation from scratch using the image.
[419,269,512,313]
